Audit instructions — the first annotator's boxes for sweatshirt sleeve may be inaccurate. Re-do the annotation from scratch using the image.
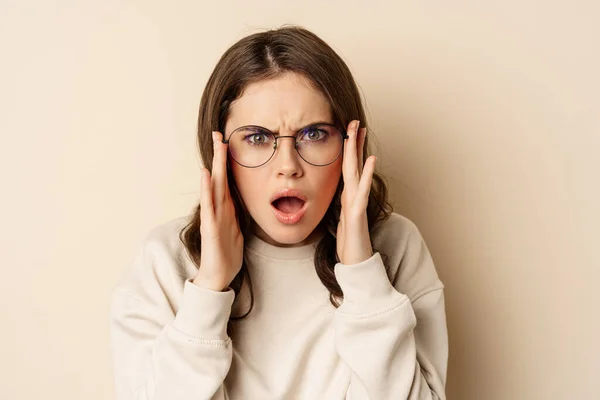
[333,223,448,399]
[109,238,236,400]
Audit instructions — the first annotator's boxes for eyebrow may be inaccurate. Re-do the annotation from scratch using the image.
[237,120,335,135]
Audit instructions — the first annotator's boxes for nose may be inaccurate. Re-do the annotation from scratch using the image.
[272,136,303,177]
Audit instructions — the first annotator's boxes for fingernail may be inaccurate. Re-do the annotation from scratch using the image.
[212,131,218,148]
[356,120,361,131]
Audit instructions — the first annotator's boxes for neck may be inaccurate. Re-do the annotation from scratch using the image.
[251,223,324,248]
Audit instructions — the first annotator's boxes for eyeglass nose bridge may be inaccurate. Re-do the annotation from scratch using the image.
[271,134,299,151]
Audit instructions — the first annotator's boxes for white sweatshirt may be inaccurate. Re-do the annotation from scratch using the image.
[109,212,448,399]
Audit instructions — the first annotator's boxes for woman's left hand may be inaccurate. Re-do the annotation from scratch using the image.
[336,119,377,265]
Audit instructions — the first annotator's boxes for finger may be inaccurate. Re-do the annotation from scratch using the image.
[337,212,345,237]
[211,131,228,206]
[342,120,360,190]
[356,156,376,209]
[357,127,366,175]
[199,168,215,230]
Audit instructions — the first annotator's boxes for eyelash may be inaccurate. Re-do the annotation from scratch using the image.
[243,129,327,145]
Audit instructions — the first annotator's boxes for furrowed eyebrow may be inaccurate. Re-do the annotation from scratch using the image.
[234,121,334,136]
[294,121,334,132]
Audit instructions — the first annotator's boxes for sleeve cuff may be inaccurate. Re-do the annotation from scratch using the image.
[334,252,407,315]
[171,278,236,340]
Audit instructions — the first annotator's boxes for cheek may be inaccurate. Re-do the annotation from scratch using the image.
[230,163,248,195]
[230,162,261,206]
[316,163,342,202]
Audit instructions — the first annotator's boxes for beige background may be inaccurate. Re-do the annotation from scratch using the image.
[1,1,598,399]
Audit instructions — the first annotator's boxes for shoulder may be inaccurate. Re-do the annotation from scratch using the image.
[371,211,419,239]
[114,214,198,298]
[142,214,192,252]
[137,214,196,273]
[371,212,444,301]
[370,212,422,256]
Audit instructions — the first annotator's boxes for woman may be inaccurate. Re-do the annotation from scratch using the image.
[110,25,448,399]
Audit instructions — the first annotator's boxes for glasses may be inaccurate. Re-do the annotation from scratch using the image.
[222,123,349,168]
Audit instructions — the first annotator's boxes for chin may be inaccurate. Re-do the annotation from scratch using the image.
[256,217,318,247]
[267,226,312,246]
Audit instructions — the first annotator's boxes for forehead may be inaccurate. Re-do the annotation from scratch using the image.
[225,72,333,133]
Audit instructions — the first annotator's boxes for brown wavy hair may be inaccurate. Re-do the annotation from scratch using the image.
[179,25,393,336]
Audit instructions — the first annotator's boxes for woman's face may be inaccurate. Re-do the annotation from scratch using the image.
[224,72,343,247]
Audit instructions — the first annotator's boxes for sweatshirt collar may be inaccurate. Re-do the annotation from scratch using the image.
[245,233,320,260]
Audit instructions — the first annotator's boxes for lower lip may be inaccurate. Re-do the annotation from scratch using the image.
[271,201,308,225]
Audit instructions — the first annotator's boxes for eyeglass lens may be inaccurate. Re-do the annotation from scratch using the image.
[227,124,344,167]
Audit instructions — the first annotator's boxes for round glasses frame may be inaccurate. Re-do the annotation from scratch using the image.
[221,123,349,168]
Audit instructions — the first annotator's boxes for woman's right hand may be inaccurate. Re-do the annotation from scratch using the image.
[193,130,244,292]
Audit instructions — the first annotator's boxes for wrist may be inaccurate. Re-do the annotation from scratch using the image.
[192,276,228,292]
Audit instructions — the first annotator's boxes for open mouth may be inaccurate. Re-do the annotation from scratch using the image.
[270,194,308,224]
[271,196,306,213]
